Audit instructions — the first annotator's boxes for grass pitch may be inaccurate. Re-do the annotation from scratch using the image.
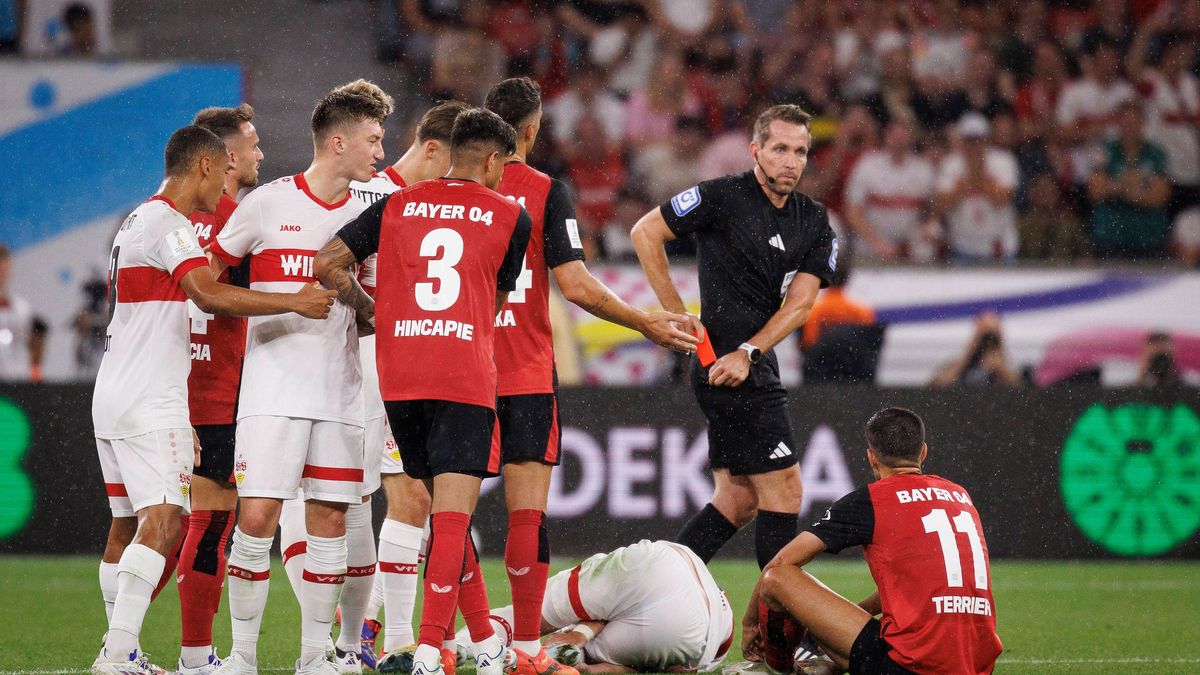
[0,557,1197,673]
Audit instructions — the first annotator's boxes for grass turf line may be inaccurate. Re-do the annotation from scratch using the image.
[0,557,1197,673]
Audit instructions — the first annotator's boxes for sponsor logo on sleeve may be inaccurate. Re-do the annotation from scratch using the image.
[566,218,583,249]
[671,186,702,216]
[829,238,839,271]
[167,226,198,258]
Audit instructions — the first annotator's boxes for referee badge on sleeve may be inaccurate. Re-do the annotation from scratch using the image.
[829,238,839,271]
[671,186,702,216]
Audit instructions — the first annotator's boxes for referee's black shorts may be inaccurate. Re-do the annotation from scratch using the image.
[192,423,237,485]
[849,618,916,675]
[692,370,798,476]
[384,399,500,480]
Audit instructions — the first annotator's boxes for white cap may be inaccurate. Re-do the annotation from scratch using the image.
[957,112,991,139]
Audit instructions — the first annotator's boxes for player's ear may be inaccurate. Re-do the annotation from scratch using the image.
[918,443,928,465]
[198,153,211,179]
[424,139,439,159]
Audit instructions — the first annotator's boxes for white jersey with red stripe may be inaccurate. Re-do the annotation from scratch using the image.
[349,167,406,422]
[844,150,935,257]
[212,173,367,425]
[93,196,209,439]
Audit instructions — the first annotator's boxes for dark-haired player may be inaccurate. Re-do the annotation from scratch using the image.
[742,408,1003,675]
[171,103,263,675]
[211,80,394,675]
[631,104,837,572]
[482,77,697,675]
[315,107,531,675]
[91,125,335,675]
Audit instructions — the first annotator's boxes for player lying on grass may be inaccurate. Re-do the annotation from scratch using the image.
[452,540,734,674]
[738,408,1003,675]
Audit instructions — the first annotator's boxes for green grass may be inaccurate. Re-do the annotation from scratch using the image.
[1,557,1198,673]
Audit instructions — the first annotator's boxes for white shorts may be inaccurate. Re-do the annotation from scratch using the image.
[97,429,194,518]
[542,540,732,672]
[234,415,365,504]
[361,414,391,496]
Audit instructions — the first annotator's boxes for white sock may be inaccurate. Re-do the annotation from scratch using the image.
[474,634,503,661]
[99,560,119,624]
[279,497,308,604]
[180,645,214,668]
[226,527,273,666]
[378,518,423,651]
[455,606,514,647]
[415,643,441,670]
[103,544,164,659]
[336,501,377,653]
[301,533,347,663]
[366,570,384,621]
[513,639,541,655]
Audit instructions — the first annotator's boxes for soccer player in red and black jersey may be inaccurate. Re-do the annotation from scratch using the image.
[173,103,262,674]
[742,408,1003,675]
[316,108,532,675]
[481,77,698,675]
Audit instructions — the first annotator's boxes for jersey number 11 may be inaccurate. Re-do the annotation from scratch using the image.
[921,508,989,590]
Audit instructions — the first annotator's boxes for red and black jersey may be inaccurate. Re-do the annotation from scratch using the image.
[809,474,1003,674]
[186,193,246,426]
[494,162,586,396]
[337,178,532,410]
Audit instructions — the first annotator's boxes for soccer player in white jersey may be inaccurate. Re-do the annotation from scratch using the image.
[209,80,393,675]
[91,125,336,675]
[456,540,735,674]
[341,99,469,668]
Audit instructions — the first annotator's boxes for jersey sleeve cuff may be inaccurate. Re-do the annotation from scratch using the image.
[171,255,209,283]
[210,239,243,267]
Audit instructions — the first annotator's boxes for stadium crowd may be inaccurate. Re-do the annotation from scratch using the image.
[369,0,1200,265]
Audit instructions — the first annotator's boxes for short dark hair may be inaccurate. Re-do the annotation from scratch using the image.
[312,79,394,141]
[753,104,812,145]
[164,125,227,177]
[416,100,470,143]
[865,407,925,465]
[484,77,543,129]
[64,3,92,28]
[193,103,255,141]
[451,107,518,158]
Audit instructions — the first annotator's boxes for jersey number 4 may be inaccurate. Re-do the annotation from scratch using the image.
[922,508,989,590]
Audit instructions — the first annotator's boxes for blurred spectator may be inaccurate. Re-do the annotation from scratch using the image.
[995,0,1050,82]
[630,116,706,206]
[644,0,719,47]
[1175,207,1200,266]
[1087,101,1172,259]
[960,47,1015,120]
[565,114,626,259]
[72,275,107,379]
[624,49,704,149]
[1136,331,1181,388]
[599,189,653,260]
[544,61,627,145]
[61,2,95,56]
[427,0,504,102]
[805,104,878,217]
[768,39,842,146]
[696,121,752,181]
[1018,172,1091,261]
[1056,38,1135,186]
[0,0,20,54]
[931,311,1022,387]
[491,1,570,97]
[936,113,1020,263]
[843,119,938,262]
[860,45,929,130]
[1014,39,1070,144]
[0,243,44,382]
[1080,0,1134,57]
[800,260,876,352]
[911,0,970,98]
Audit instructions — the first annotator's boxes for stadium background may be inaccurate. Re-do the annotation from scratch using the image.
[1,0,1199,672]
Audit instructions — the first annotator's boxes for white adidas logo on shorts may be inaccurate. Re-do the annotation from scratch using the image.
[768,442,793,460]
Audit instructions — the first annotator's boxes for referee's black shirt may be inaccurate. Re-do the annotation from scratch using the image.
[660,171,838,381]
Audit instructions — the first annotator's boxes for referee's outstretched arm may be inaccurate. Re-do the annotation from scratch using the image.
[630,209,702,335]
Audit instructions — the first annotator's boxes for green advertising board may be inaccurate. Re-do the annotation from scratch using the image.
[0,397,34,539]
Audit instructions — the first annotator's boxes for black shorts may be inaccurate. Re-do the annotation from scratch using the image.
[496,393,561,466]
[849,619,916,675]
[692,378,798,476]
[384,400,500,480]
[192,423,237,485]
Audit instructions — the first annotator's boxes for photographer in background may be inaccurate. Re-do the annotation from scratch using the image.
[931,310,1022,387]
[1136,331,1181,388]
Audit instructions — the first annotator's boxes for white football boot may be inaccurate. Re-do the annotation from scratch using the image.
[91,648,168,675]
[211,652,258,675]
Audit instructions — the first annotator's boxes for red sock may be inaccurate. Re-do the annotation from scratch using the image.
[177,510,235,647]
[152,513,189,599]
[418,511,471,648]
[459,538,494,643]
[506,509,549,643]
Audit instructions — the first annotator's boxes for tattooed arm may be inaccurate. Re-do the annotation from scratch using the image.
[315,236,374,330]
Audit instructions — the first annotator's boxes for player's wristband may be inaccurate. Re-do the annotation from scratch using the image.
[568,623,596,641]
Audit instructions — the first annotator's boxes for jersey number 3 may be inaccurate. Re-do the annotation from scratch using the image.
[416,228,464,311]
[922,508,989,590]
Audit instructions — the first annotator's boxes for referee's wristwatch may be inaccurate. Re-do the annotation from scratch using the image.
[738,342,762,364]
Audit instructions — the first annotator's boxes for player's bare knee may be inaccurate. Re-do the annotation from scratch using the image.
[760,565,799,608]
[713,491,758,527]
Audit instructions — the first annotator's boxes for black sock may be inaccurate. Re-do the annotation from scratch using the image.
[755,510,798,569]
[675,503,741,563]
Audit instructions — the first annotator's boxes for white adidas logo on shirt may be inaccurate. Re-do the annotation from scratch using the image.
[768,441,793,460]
[769,234,786,251]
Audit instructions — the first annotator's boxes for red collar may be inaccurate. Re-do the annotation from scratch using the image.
[294,173,350,210]
[148,194,178,210]
[384,166,407,188]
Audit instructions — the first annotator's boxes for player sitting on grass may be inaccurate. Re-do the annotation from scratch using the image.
[739,408,1003,675]
[454,540,734,674]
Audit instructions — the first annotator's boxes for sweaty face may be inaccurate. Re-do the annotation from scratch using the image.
[340,118,386,183]
[752,120,810,197]
[228,122,264,189]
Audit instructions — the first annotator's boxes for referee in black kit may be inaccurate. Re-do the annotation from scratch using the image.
[631,104,837,569]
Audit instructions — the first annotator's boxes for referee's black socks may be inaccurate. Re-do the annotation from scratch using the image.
[755,510,798,569]
[675,503,740,563]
